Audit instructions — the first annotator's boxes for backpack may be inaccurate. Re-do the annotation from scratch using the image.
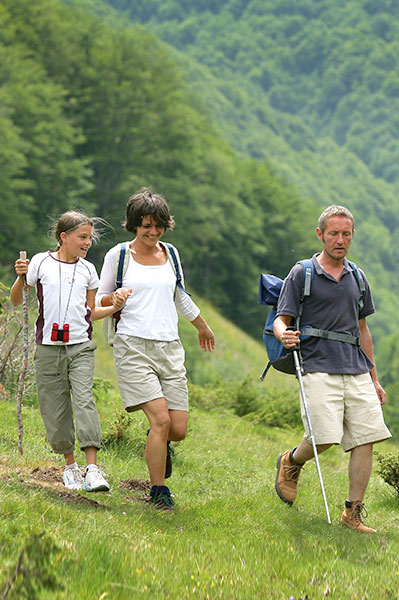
[258,259,365,381]
[102,241,190,346]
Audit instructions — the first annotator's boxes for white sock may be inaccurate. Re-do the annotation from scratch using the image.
[86,464,98,472]
[64,462,78,471]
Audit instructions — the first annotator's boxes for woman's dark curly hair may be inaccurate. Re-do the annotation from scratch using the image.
[124,188,175,234]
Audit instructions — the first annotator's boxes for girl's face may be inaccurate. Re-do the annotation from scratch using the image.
[135,215,165,246]
[60,224,93,260]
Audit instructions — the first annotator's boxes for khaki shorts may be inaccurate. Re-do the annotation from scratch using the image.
[301,372,391,452]
[113,334,188,412]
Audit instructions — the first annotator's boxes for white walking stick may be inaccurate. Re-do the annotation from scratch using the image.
[292,345,331,524]
[15,251,28,455]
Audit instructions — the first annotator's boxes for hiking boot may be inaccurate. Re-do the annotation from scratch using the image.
[62,464,84,490]
[84,466,110,492]
[275,450,303,505]
[340,500,376,533]
[149,485,175,511]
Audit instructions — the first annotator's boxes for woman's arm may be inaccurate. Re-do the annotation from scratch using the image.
[190,314,215,352]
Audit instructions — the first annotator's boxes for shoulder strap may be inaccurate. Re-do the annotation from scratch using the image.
[347,260,365,311]
[161,242,191,296]
[297,259,314,325]
[115,242,130,289]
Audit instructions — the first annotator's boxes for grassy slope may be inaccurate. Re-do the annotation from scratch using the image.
[0,389,398,599]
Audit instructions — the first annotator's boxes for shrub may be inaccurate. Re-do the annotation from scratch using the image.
[0,282,36,403]
[0,532,62,599]
[375,451,399,495]
[189,376,301,428]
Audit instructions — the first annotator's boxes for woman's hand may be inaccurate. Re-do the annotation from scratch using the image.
[198,324,216,352]
[111,288,132,310]
[190,315,215,352]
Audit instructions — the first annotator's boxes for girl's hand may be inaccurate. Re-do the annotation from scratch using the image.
[111,288,132,310]
[15,258,29,277]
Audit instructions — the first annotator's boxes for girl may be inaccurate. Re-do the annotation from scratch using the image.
[96,188,215,510]
[11,211,124,491]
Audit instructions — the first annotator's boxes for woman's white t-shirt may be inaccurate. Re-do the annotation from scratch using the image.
[96,244,200,341]
[27,252,99,345]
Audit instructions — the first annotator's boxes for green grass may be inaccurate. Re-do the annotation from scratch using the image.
[1,385,398,599]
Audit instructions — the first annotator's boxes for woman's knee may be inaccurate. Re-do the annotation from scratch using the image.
[169,417,188,441]
[149,412,171,435]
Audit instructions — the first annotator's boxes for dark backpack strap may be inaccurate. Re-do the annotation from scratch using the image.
[162,242,191,296]
[116,242,128,289]
[348,260,365,311]
[297,259,314,327]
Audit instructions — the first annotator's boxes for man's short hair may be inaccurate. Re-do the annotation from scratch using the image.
[318,205,355,232]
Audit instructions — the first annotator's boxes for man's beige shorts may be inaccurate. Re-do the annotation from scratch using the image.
[113,334,188,412]
[301,372,391,452]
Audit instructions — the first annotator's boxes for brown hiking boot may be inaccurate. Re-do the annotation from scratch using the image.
[340,500,376,533]
[275,450,303,505]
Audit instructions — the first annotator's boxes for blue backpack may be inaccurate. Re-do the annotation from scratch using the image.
[258,259,365,381]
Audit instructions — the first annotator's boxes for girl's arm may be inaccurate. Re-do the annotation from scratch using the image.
[86,289,131,321]
[10,259,32,306]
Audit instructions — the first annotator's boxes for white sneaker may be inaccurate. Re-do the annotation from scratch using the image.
[84,466,110,492]
[63,465,84,490]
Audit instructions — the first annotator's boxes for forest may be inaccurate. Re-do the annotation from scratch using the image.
[1,0,397,349]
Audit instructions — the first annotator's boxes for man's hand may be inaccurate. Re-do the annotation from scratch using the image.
[373,379,386,405]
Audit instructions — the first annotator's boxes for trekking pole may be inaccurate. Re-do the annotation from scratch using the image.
[290,337,331,524]
[15,251,28,455]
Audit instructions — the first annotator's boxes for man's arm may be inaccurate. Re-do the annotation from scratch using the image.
[359,317,386,405]
[273,315,300,349]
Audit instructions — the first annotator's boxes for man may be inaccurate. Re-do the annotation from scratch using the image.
[273,205,390,533]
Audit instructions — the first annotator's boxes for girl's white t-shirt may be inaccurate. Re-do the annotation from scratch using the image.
[96,244,200,341]
[27,252,99,345]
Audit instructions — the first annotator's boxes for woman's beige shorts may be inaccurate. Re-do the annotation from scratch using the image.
[113,334,188,412]
[301,372,391,452]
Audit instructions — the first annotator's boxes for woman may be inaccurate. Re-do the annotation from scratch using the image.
[97,188,215,509]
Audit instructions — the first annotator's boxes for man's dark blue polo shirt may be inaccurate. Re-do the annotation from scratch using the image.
[276,254,375,374]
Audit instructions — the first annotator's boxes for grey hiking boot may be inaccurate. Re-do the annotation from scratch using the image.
[275,450,303,505]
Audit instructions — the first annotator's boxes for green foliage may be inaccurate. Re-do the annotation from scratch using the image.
[101,409,133,448]
[0,0,321,341]
[99,0,399,349]
[375,451,399,495]
[0,532,62,599]
[189,376,301,429]
[1,0,397,350]
[0,283,36,402]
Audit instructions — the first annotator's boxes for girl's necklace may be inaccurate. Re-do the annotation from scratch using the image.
[57,253,78,327]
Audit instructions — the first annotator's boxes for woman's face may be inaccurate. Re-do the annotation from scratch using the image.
[135,215,165,246]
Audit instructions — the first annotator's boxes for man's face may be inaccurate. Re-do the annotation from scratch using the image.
[316,216,354,261]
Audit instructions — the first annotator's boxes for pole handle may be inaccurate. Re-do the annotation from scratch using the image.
[19,251,27,283]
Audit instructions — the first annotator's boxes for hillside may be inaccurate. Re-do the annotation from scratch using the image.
[89,0,399,343]
[1,0,397,347]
